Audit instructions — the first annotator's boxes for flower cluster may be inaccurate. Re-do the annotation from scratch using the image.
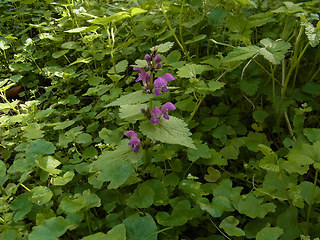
[150,102,176,124]
[126,50,176,152]
[125,131,141,152]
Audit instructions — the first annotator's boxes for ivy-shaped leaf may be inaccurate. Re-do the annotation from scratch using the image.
[123,213,157,240]
[139,116,196,149]
[223,46,260,63]
[177,64,212,79]
[28,217,69,240]
[219,216,245,237]
[256,226,283,240]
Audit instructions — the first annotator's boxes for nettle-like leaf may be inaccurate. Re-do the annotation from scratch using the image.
[223,46,260,63]
[139,116,196,149]
[258,144,279,172]
[106,90,153,107]
[259,38,291,65]
[219,216,245,237]
[119,104,147,122]
[90,140,143,189]
[177,64,212,79]
[301,20,320,47]
[151,42,174,53]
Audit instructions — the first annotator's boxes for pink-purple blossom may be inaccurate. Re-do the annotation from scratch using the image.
[125,131,141,152]
[133,67,151,86]
[153,73,175,96]
[150,102,176,124]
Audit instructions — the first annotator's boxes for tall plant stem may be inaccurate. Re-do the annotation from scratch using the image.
[179,0,186,50]
[161,4,188,59]
[189,94,205,121]
[306,169,318,234]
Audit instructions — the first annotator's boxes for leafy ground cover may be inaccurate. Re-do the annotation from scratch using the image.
[1,0,320,239]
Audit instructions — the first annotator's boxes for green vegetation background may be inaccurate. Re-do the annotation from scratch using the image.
[1,0,320,239]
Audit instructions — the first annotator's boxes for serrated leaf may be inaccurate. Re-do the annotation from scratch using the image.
[177,64,212,79]
[224,46,260,63]
[187,143,211,161]
[151,42,174,53]
[108,60,128,74]
[302,82,320,96]
[119,104,147,121]
[106,90,153,107]
[140,116,196,149]
[302,21,320,47]
[259,38,291,65]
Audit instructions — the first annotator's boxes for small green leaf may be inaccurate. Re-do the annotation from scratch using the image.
[129,7,147,16]
[51,171,75,186]
[187,143,211,162]
[302,82,320,96]
[177,64,212,79]
[204,167,221,182]
[52,50,69,58]
[219,216,245,237]
[185,34,207,44]
[61,41,78,49]
[198,196,234,218]
[60,195,87,213]
[53,120,76,130]
[304,128,320,143]
[253,110,269,123]
[259,38,291,65]
[65,27,90,33]
[223,46,260,63]
[108,60,128,74]
[140,116,196,149]
[151,42,174,53]
[26,139,56,161]
[256,226,283,240]
[11,193,33,222]
[119,104,146,121]
[28,217,69,240]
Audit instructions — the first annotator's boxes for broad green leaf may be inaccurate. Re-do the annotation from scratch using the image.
[31,186,53,205]
[119,104,146,121]
[36,156,61,174]
[204,167,221,182]
[256,226,283,240]
[198,196,233,217]
[185,34,207,44]
[302,82,320,96]
[253,110,269,123]
[88,76,105,86]
[61,41,78,49]
[90,140,143,189]
[219,216,245,237]
[0,40,10,50]
[208,81,225,92]
[9,63,34,72]
[0,160,8,186]
[177,64,212,79]
[304,128,320,143]
[108,60,128,74]
[51,171,75,186]
[234,192,276,218]
[28,217,69,240]
[276,208,301,239]
[299,181,320,205]
[52,50,69,59]
[166,50,181,64]
[179,179,207,200]
[129,7,147,16]
[11,193,33,221]
[89,12,130,25]
[223,46,260,63]
[65,27,90,33]
[60,195,87,213]
[75,133,92,145]
[301,21,320,47]
[259,38,291,65]
[187,143,211,162]
[105,224,126,240]
[26,139,56,161]
[53,119,76,130]
[69,57,92,66]
[80,232,107,240]
[140,116,196,149]
[258,144,279,172]
[123,213,157,240]
[106,90,153,107]
[151,42,174,53]
[220,145,239,160]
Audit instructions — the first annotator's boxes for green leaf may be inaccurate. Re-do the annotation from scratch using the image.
[223,46,260,63]
[119,104,146,121]
[90,140,143,189]
[253,110,269,123]
[106,90,153,107]
[61,41,78,49]
[52,50,69,59]
[198,196,234,218]
[151,42,174,53]
[26,139,56,161]
[11,193,33,222]
[256,226,283,240]
[108,60,128,74]
[187,143,211,162]
[28,217,69,240]
[65,27,90,33]
[304,128,320,143]
[185,34,207,44]
[234,192,276,218]
[0,160,8,186]
[75,133,92,145]
[123,213,157,240]
[166,50,181,64]
[60,195,87,213]
[301,21,320,47]
[177,64,212,79]
[220,145,239,160]
[204,167,221,182]
[139,116,196,149]
[259,38,291,65]
[36,156,61,174]
[53,120,76,130]
[258,144,279,172]
[51,171,75,186]
[129,7,147,16]
[302,82,320,96]
[31,186,53,205]
[219,216,245,237]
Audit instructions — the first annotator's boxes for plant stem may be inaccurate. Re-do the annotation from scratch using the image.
[21,183,31,192]
[306,169,319,234]
[189,94,205,121]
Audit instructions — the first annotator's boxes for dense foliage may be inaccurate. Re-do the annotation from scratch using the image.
[1,0,320,239]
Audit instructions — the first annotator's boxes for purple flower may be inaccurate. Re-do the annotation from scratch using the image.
[150,106,162,124]
[125,131,141,152]
[161,102,176,120]
[133,67,151,86]
[150,102,176,123]
[154,55,161,63]
[145,54,151,63]
[153,73,175,96]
